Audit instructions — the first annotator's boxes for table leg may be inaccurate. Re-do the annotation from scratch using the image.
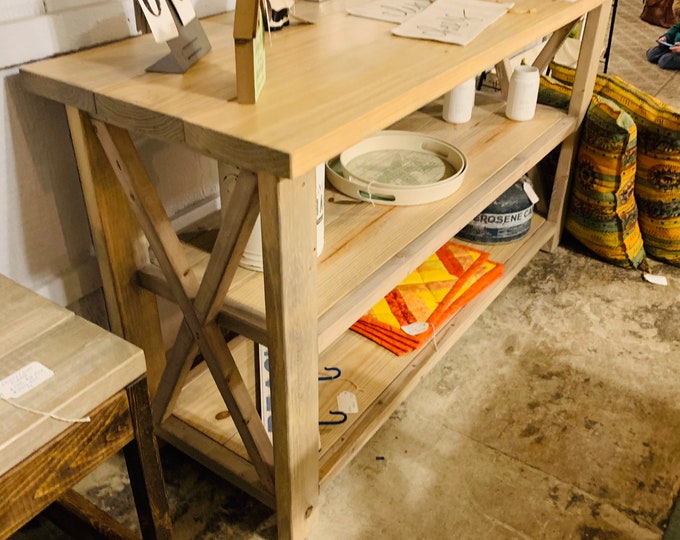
[124,377,173,539]
[546,0,611,251]
[65,107,166,397]
[258,170,319,539]
[90,120,275,492]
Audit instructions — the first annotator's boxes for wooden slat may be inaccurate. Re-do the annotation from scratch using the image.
[0,274,73,357]
[533,22,577,73]
[259,169,319,539]
[0,391,133,538]
[157,415,276,508]
[66,107,167,397]
[46,490,139,540]
[123,378,173,540]
[495,58,513,98]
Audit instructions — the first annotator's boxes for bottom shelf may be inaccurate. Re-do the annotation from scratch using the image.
[158,215,556,505]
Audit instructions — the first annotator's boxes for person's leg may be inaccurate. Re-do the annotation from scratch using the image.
[647,45,666,63]
[658,51,680,69]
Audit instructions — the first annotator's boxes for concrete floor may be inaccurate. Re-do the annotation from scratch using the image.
[15,240,680,540]
[11,1,680,538]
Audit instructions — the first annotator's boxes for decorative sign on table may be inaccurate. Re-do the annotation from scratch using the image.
[135,0,212,73]
[234,0,267,103]
[232,0,297,104]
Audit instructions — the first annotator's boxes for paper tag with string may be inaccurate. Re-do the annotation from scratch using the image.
[0,362,90,423]
[523,179,539,204]
[337,391,359,414]
[402,321,429,335]
[0,362,54,399]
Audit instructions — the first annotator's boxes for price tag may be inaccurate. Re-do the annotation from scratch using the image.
[402,321,429,335]
[337,391,359,414]
[0,362,54,399]
[643,273,668,286]
[523,180,540,204]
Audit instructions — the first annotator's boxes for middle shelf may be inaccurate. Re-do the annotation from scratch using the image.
[138,91,574,354]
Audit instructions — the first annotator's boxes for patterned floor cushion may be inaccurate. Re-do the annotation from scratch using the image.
[548,63,680,266]
[538,76,647,268]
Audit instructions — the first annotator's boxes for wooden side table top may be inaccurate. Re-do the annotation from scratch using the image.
[0,274,145,477]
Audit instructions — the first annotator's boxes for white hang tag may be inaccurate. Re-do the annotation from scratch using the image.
[523,180,540,204]
[337,391,359,414]
[168,0,196,26]
[0,362,54,399]
[643,273,668,286]
[136,0,179,43]
[402,321,429,336]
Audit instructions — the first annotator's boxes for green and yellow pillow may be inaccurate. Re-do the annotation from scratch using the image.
[549,62,680,266]
[538,75,647,268]
[566,95,646,269]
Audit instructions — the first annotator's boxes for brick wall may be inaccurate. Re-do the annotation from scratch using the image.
[0,0,231,305]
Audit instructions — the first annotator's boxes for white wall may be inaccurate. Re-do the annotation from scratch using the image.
[0,0,231,305]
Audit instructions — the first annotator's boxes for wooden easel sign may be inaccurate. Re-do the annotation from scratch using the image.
[234,0,267,104]
[136,0,212,73]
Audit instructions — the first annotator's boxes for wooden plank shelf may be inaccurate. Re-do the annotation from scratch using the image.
[137,92,574,353]
[158,214,554,504]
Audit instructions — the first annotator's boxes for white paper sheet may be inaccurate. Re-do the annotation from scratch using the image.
[392,0,514,46]
[347,0,432,24]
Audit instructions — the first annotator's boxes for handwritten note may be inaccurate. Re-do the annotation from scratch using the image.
[392,0,514,46]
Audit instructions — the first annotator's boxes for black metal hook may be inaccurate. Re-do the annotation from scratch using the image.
[318,366,341,381]
[319,410,348,425]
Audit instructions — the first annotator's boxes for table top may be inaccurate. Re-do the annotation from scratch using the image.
[20,0,604,179]
[0,275,145,476]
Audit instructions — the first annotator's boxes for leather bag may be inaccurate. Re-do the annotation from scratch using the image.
[640,0,677,29]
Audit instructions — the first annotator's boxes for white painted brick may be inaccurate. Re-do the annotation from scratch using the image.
[44,0,114,12]
[1,66,100,304]
[0,2,138,68]
[0,1,44,23]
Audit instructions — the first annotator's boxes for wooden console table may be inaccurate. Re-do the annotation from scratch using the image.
[20,0,610,537]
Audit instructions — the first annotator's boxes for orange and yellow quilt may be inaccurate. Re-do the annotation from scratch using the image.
[351,241,504,355]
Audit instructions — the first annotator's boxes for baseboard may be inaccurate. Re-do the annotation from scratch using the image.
[169,194,221,233]
[34,256,102,307]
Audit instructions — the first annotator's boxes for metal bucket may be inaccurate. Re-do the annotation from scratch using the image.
[457,177,535,244]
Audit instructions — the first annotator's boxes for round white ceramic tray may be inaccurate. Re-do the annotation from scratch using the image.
[326,131,467,206]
